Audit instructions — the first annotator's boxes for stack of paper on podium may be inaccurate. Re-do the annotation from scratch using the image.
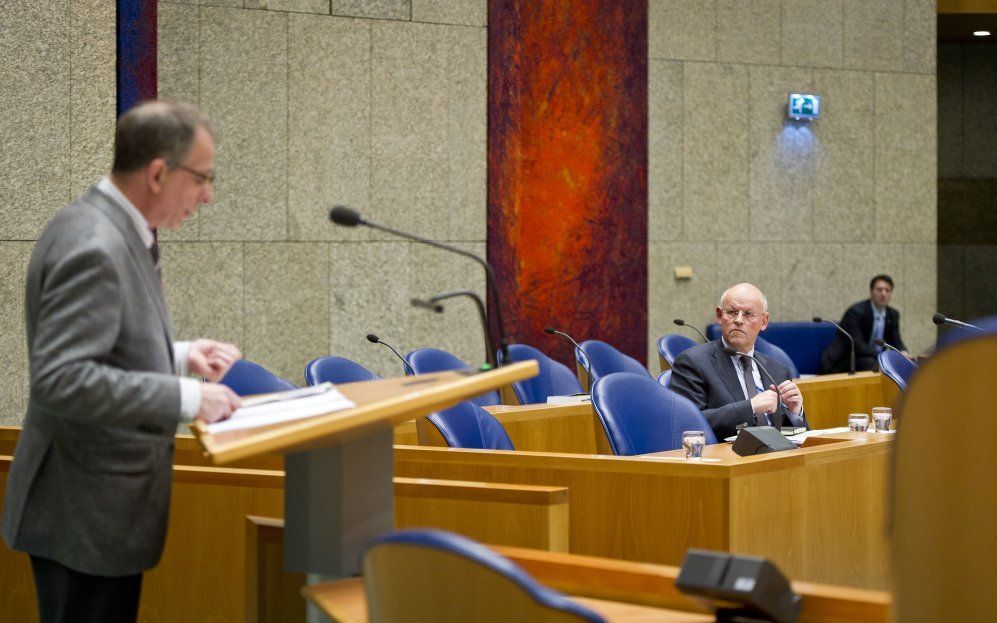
[205,383,355,434]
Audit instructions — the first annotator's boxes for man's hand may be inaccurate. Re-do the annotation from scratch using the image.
[188,339,242,382]
[197,383,241,423]
[775,380,803,415]
[750,389,779,414]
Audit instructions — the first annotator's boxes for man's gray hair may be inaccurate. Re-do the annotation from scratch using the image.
[719,284,768,312]
[112,100,215,174]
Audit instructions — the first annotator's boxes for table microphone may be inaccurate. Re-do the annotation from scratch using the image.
[366,333,414,375]
[932,312,984,332]
[872,338,918,368]
[545,327,594,386]
[673,318,708,342]
[812,317,855,375]
[330,205,509,363]
[721,346,787,429]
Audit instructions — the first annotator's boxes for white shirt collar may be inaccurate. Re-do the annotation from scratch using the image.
[870,300,886,317]
[96,176,154,249]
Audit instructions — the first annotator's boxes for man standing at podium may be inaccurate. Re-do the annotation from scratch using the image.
[2,101,243,623]
[670,283,805,439]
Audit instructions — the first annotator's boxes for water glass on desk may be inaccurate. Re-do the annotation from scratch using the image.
[872,407,892,432]
[848,413,869,432]
[682,431,706,460]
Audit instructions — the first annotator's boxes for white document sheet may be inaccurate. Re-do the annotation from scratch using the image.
[204,383,356,434]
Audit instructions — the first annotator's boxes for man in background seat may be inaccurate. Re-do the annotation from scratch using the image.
[821,274,908,373]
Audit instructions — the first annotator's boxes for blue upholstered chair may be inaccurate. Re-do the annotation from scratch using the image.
[878,349,917,393]
[936,315,997,350]
[656,369,672,388]
[591,372,717,456]
[219,360,296,396]
[424,401,514,450]
[706,321,835,375]
[754,336,800,378]
[405,348,500,407]
[304,356,380,386]
[576,340,650,389]
[657,333,697,371]
[363,529,605,623]
[497,343,583,404]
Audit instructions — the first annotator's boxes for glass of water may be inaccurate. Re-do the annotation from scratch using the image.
[682,431,706,460]
[848,413,869,432]
[872,407,892,432]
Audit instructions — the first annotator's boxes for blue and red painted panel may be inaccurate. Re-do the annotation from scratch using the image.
[116,0,157,116]
[488,0,649,366]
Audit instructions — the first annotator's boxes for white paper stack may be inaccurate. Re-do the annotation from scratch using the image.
[546,393,592,406]
[205,383,356,434]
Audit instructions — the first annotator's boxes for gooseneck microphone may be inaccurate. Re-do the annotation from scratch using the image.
[413,290,496,370]
[673,318,709,342]
[932,312,984,332]
[721,346,786,429]
[813,316,855,375]
[872,338,919,368]
[366,333,414,375]
[545,327,594,388]
[330,205,509,363]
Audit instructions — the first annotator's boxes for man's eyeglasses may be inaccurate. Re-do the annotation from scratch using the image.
[175,164,215,185]
[722,308,761,321]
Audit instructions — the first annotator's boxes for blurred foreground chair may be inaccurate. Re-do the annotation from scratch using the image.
[219,360,295,396]
[304,355,380,385]
[419,401,515,450]
[406,347,500,407]
[877,349,916,393]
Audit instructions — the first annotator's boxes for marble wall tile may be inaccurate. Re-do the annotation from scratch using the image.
[843,0,903,72]
[936,45,963,178]
[0,243,30,425]
[648,0,716,61]
[371,21,451,240]
[649,60,683,242]
[245,0,331,14]
[748,66,816,241]
[287,15,371,242]
[962,45,997,179]
[412,0,486,27]
[328,242,412,378]
[713,244,784,317]
[160,242,244,346]
[199,7,288,241]
[333,0,410,21]
[647,241,718,367]
[70,0,116,198]
[0,1,70,240]
[444,26,486,241]
[812,69,875,242]
[838,243,905,313]
[902,243,936,353]
[243,243,330,385]
[875,72,936,154]
[683,63,749,242]
[782,0,843,69]
[904,0,936,75]
[166,0,243,6]
[936,244,965,320]
[716,0,779,65]
[775,243,844,322]
[158,3,203,242]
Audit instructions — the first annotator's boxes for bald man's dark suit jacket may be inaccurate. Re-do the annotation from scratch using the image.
[669,340,799,440]
[1,185,181,577]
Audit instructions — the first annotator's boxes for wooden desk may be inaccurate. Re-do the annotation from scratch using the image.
[795,372,900,430]
[395,432,894,590]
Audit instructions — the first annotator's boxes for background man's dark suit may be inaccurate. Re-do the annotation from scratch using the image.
[670,340,798,440]
[821,301,906,373]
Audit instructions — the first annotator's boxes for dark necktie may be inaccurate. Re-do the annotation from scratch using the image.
[150,230,161,280]
[740,355,766,426]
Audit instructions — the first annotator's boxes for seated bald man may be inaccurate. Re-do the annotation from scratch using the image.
[669,283,807,440]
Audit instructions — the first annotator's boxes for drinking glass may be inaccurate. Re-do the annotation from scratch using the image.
[872,407,892,432]
[848,413,869,432]
[682,431,706,460]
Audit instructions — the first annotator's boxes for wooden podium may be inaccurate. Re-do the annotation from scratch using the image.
[191,362,538,578]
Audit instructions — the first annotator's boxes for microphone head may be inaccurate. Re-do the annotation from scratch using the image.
[544,327,557,335]
[673,319,685,326]
[329,205,363,227]
[366,333,380,344]
[873,338,886,347]
[812,316,823,323]
[932,312,946,326]
[721,345,739,357]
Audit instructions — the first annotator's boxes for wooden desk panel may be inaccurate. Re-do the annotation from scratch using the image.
[796,372,900,430]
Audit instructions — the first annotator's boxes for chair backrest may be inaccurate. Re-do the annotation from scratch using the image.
[707,321,835,375]
[878,349,916,392]
[498,343,583,404]
[405,348,500,407]
[363,529,605,623]
[657,334,697,370]
[656,369,672,387]
[304,356,380,386]
[591,372,717,456]
[219,360,296,396]
[576,340,650,388]
[754,336,800,378]
[426,401,515,450]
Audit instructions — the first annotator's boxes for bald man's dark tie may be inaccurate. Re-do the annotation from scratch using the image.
[149,231,161,281]
[740,355,766,426]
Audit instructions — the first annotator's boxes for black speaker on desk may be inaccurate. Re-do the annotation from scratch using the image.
[676,549,802,623]
[731,426,797,457]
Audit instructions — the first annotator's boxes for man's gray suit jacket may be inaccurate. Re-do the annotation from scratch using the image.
[669,339,796,440]
[1,185,182,577]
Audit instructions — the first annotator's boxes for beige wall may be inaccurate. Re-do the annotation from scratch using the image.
[0,0,939,424]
